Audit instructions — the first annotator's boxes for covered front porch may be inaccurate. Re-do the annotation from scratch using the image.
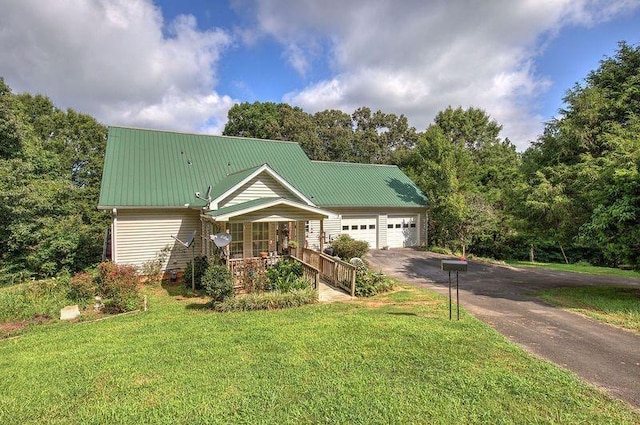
[197,198,357,296]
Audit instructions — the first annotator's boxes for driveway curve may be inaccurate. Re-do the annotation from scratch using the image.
[366,249,640,408]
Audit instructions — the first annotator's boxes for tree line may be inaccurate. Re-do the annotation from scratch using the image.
[0,79,108,284]
[223,42,640,268]
[1,42,638,283]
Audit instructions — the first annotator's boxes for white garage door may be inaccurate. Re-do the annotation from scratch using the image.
[387,216,418,248]
[340,217,377,249]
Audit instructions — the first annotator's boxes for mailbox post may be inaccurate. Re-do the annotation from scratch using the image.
[441,260,467,320]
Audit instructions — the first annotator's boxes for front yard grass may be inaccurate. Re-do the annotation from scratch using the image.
[508,261,640,278]
[1,284,638,424]
[538,286,640,333]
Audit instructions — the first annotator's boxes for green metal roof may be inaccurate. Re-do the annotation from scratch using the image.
[302,161,428,207]
[99,126,427,209]
[210,165,263,200]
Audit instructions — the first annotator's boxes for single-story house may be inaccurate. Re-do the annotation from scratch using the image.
[98,126,428,271]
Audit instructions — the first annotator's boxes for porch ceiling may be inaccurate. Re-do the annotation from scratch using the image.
[206,197,339,222]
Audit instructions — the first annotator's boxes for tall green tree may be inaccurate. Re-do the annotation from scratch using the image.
[403,106,519,256]
[0,80,108,282]
[521,42,640,267]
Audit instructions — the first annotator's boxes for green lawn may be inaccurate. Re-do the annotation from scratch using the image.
[1,285,638,424]
[538,286,640,333]
[508,261,640,278]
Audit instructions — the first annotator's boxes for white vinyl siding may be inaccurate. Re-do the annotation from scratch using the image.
[220,172,299,208]
[114,209,201,271]
[307,218,341,250]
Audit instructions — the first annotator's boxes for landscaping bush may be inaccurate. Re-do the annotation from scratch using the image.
[202,264,234,303]
[264,259,308,292]
[355,269,394,297]
[240,259,268,293]
[0,278,70,322]
[429,246,452,255]
[141,246,170,285]
[183,256,209,290]
[68,272,97,306]
[213,287,317,312]
[331,234,369,259]
[96,262,142,313]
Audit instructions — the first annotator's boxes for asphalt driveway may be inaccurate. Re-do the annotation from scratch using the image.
[366,249,640,408]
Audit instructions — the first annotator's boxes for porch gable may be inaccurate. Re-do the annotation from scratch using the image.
[211,164,314,210]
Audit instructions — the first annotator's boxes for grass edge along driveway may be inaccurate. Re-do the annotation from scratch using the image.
[1,285,638,424]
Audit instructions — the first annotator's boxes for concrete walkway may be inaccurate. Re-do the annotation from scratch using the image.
[318,281,353,302]
[367,249,640,409]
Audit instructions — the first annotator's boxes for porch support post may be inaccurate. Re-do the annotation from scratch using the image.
[296,220,305,252]
[319,219,324,251]
[201,216,206,257]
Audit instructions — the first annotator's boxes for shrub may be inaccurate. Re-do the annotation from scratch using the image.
[141,246,171,284]
[183,256,209,290]
[202,264,234,303]
[0,279,70,323]
[96,262,141,313]
[68,272,97,306]
[239,259,268,293]
[213,287,317,312]
[355,269,394,297]
[429,246,452,255]
[264,259,308,292]
[331,234,369,259]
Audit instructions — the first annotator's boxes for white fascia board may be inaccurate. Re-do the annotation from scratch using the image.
[214,199,339,222]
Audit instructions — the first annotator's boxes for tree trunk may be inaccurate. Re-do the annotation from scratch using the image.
[530,244,535,263]
[559,243,569,264]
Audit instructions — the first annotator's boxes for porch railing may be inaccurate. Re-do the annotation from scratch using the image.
[290,256,319,289]
[226,256,320,290]
[301,248,357,296]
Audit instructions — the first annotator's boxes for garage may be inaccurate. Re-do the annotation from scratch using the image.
[387,216,418,248]
[340,217,377,249]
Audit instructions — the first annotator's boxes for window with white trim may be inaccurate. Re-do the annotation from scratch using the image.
[252,222,269,257]
[229,223,243,258]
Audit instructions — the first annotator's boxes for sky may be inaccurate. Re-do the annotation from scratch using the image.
[1,1,639,151]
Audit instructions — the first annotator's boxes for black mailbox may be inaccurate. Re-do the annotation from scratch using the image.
[441,260,468,272]
[441,260,467,320]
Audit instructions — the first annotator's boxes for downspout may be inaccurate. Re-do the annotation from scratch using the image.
[111,208,117,263]
[425,208,429,248]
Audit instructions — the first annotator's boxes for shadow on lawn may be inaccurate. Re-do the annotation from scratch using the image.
[386,312,418,317]
[161,281,203,298]
[185,302,210,311]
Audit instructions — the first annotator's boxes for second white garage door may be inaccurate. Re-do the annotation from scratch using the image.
[387,216,418,248]
[340,217,377,249]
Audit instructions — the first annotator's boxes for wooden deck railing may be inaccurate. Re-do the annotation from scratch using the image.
[226,256,319,290]
[290,256,319,289]
[302,248,357,296]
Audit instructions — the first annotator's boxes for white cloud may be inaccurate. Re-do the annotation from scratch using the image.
[0,0,234,133]
[248,0,639,149]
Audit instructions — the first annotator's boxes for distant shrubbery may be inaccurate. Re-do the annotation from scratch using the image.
[264,259,308,292]
[96,262,142,313]
[189,257,316,311]
[331,235,369,259]
[213,288,317,312]
[0,277,71,323]
[0,261,143,329]
[183,256,210,290]
[202,264,234,303]
[351,260,394,297]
